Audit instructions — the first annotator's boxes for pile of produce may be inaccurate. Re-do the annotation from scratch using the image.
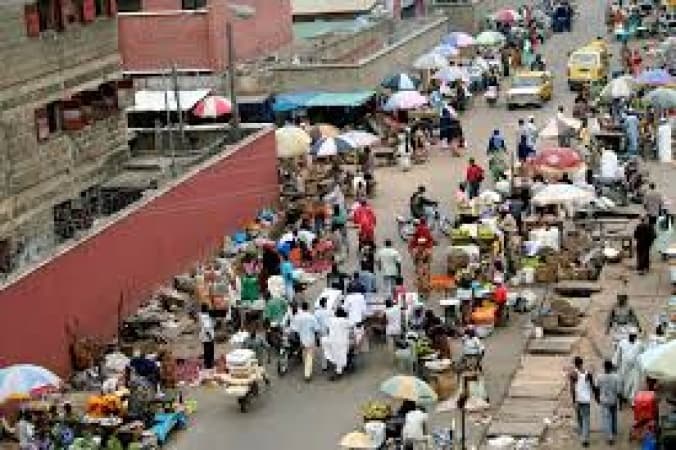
[451,228,472,241]
[361,400,392,421]
[477,225,495,240]
[414,337,434,358]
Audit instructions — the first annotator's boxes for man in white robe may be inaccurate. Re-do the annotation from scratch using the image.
[613,332,643,404]
[322,308,352,377]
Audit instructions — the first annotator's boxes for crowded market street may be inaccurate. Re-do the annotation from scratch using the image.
[165,1,675,449]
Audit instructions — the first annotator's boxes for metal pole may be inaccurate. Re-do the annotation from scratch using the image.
[226,21,240,136]
[163,72,176,177]
[172,64,185,147]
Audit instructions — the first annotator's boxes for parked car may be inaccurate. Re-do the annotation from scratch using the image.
[506,71,553,109]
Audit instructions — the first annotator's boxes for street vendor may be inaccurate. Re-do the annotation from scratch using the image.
[409,185,438,223]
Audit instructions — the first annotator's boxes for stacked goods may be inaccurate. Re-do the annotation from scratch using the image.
[472,305,496,325]
[535,264,558,283]
[361,400,392,421]
[450,227,472,244]
[477,225,495,240]
[414,337,434,359]
[226,349,257,379]
[86,395,123,417]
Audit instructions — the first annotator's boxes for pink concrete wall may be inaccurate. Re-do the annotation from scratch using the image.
[0,128,279,376]
[119,12,211,71]
[118,0,293,72]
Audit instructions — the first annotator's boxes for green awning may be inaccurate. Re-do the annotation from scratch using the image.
[304,91,375,107]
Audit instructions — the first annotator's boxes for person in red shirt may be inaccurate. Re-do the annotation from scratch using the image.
[465,158,484,199]
[493,283,508,325]
[409,219,435,300]
[353,200,376,249]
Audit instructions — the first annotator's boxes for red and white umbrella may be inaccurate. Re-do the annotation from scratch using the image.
[494,8,521,24]
[192,95,232,118]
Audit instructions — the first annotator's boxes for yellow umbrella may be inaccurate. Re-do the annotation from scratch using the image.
[339,431,375,449]
[309,123,340,141]
[380,375,438,404]
[275,126,311,159]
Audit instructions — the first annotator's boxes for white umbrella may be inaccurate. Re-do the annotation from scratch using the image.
[641,340,676,382]
[310,136,357,158]
[599,75,635,99]
[539,116,581,139]
[275,126,311,158]
[532,183,595,206]
[413,52,449,70]
[383,91,428,111]
[339,130,380,147]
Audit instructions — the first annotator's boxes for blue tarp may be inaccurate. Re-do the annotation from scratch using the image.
[273,91,375,112]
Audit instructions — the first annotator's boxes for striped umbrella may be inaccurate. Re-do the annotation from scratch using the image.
[383,91,428,111]
[433,44,460,58]
[0,364,61,403]
[380,375,438,405]
[275,126,311,158]
[338,130,380,147]
[635,68,674,86]
[413,52,449,70]
[381,73,421,91]
[310,136,357,157]
[442,31,475,48]
[192,95,232,118]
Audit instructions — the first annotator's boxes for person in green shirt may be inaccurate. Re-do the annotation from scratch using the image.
[264,295,288,325]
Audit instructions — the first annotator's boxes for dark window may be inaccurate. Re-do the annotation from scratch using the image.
[117,0,141,12]
[36,0,64,32]
[182,0,207,10]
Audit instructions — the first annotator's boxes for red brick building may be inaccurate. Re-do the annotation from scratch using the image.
[118,0,294,73]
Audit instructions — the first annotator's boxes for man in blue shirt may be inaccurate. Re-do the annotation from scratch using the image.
[295,302,319,381]
[280,254,295,302]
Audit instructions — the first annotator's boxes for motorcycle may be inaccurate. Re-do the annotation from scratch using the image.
[277,328,302,376]
[484,85,498,107]
[396,206,452,242]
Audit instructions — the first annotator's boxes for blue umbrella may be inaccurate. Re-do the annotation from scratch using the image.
[381,73,420,91]
[310,136,357,157]
[635,69,674,86]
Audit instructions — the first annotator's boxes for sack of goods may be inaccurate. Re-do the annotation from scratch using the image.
[226,349,257,378]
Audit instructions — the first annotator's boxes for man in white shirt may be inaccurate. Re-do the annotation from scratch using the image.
[384,299,402,352]
[344,292,367,327]
[376,239,402,295]
[323,307,352,377]
[402,407,428,442]
[569,356,593,447]
[295,302,319,381]
[314,297,331,370]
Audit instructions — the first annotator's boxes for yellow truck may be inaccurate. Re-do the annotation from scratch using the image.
[567,45,609,90]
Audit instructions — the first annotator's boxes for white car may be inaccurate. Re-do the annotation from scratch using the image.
[506,71,554,110]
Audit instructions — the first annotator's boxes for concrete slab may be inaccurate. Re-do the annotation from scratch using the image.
[508,383,565,399]
[487,420,546,438]
[528,337,580,355]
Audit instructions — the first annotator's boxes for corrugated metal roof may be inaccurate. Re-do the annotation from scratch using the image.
[292,0,377,16]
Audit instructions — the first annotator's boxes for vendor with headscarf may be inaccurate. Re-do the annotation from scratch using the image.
[408,219,435,300]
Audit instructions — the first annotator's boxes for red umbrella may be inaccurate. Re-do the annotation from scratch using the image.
[534,147,582,169]
[494,8,520,24]
[192,95,232,118]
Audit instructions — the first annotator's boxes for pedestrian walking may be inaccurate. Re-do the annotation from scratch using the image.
[384,299,402,353]
[643,183,663,228]
[569,356,593,447]
[465,158,484,199]
[294,301,319,382]
[198,304,215,369]
[280,254,295,301]
[634,215,656,273]
[595,360,621,445]
[376,239,402,296]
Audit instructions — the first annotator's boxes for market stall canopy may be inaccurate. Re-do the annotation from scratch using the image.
[380,375,438,405]
[644,87,676,109]
[640,340,676,382]
[442,31,475,48]
[599,75,636,100]
[273,91,375,112]
[192,95,232,118]
[128,89,210,112]
[413,52,449,70]
[635,68,675,86]
[532,183,595,206]
[310,136,357,157]
[383,91,428,111]
[339,130,380,147]
[339,431,376,449]
[539,116,581,139]
[275,126,311,158]
[0,364,61,403]
[381,73,421,91]
[475,30,506,47]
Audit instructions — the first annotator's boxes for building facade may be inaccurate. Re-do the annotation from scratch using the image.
[118,0,294,74]
[0,0,129,274]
